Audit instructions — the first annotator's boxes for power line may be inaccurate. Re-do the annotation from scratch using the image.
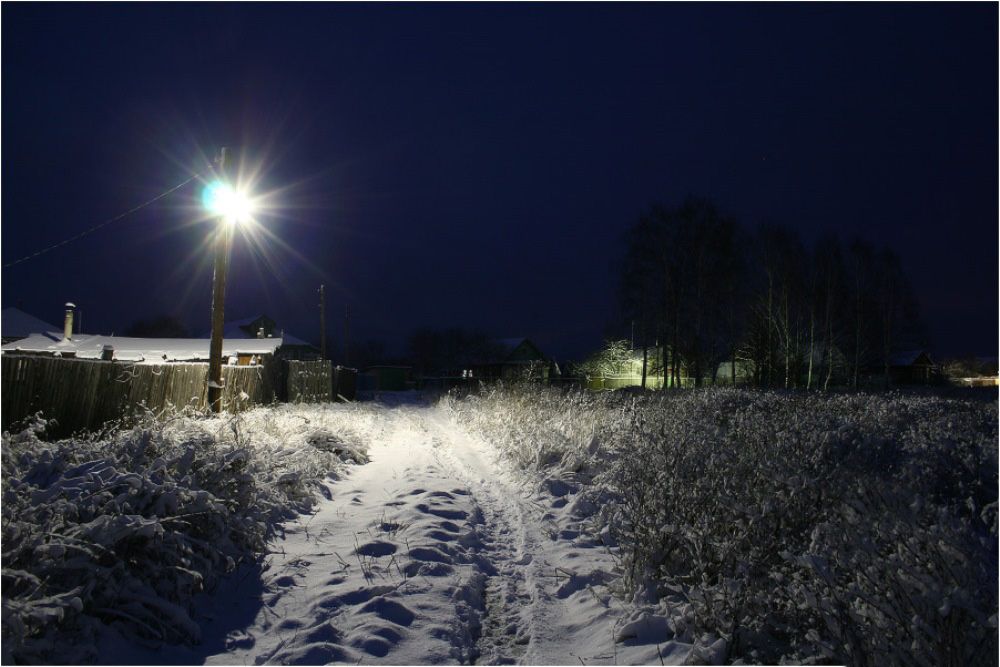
[3,172,202,269]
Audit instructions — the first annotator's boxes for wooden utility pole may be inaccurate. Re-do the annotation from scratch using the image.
[207,147,232,413]
[319,284,327,360]
[343,304,350,366]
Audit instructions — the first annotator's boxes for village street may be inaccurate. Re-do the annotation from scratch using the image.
[106,398,684,666]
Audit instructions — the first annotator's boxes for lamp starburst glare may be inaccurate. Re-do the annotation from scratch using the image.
[202,180,254,224]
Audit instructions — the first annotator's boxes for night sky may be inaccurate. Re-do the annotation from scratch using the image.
[2,3,997,361]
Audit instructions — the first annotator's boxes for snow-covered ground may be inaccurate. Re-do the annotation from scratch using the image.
[6,388,994,665]
[100,395,688,665]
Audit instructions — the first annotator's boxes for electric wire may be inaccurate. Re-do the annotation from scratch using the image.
[3,172,203,269]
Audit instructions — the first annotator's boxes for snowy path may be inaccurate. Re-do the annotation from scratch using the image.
[122,400,686,665]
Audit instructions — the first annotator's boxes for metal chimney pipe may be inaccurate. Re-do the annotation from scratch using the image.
[64,302,76,340]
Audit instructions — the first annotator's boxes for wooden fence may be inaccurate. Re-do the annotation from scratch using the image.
[1,355,288,437]
[285,360,333,403]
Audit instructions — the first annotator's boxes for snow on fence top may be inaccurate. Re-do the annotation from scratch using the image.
[0,332,283,363]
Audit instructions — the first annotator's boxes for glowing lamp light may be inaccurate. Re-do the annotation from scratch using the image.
[202,180,254,223]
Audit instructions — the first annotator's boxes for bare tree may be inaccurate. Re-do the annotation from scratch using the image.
[617,198,924,391]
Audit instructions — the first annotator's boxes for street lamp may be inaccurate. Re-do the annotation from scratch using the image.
[204,147,255,413]
[203,180,254,225]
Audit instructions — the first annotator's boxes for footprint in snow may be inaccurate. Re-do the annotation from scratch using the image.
[355,540,397,557]
[378,520,404,533]
[302,621,343,644]
[415,503,467,520]
[353,636,392,657]
[265,642,353,665]
[359,624,403,644]
[437,520,462,533]
[425,529,457,542]
[555,569,614,599]
[408,546,452,563]
[318,584,396,609]
[359,597,416,627]
[403,561,454,577]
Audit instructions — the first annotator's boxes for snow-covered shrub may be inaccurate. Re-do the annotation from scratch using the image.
[446,386,998,665]
[795,480,997,666]
[441,384,615,473]
[1,403,374,664]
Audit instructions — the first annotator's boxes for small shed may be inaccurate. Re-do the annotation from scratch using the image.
[470,337,549,382]
[887,350,937,385]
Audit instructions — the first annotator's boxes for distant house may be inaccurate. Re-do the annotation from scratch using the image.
[203,314,321,360]
[571,341,686,390]
[1,307,60,345]
[1,332,283,364]
[886,350,938,385]
[470,337,550,382]
[714,358,753,386]
[944,356,999,387]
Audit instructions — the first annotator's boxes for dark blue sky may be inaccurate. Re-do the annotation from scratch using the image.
[2,3,997,360]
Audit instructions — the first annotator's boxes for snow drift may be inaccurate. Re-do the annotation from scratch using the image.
[1,404,375,664]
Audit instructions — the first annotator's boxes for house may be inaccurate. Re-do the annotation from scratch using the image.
[203,314,321,360]
[469,338,550,382]
[2,307,60,344]
[943,356,999,387]
[886,350,938,385]
[1,332,283,364]
[575,342,687,390]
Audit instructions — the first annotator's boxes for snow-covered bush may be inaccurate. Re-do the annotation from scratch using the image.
[1,403,374,664]
[442,384,616,473]
[446,386,998,665]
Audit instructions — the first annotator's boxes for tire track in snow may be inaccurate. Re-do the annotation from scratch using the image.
[422,406,681,666]
[421,410,541,665]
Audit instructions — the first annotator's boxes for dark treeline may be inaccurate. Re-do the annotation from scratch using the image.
[407,328,503,376]
[123,315,190,339]
[618,197,925,389]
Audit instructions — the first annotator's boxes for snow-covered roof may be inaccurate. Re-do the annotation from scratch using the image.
[200,315,315,348]
[0,333,283,363]
[1,307,60,339]
[478,337,547,364]
[497,337,530,349]
[889,350,933,366]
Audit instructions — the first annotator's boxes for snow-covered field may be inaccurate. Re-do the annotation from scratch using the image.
[2,388,997,665]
